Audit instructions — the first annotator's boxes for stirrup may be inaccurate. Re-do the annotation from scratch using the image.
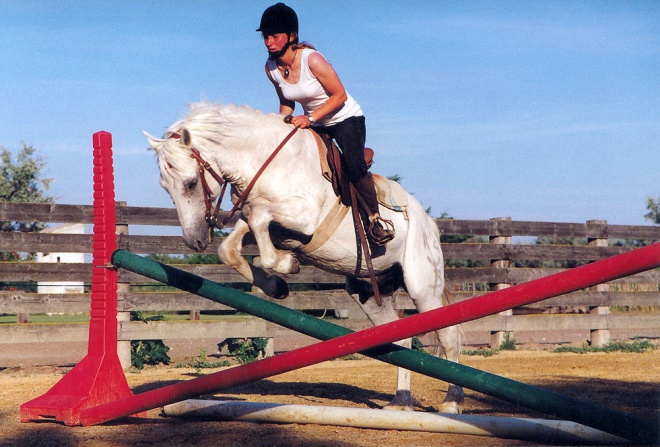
[368,215,395,246]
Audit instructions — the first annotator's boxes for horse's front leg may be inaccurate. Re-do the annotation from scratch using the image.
[218,219,289,299]
[248,208,300,275]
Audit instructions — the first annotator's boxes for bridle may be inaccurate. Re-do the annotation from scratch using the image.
[169,121,298,240]
[188,145,228,230]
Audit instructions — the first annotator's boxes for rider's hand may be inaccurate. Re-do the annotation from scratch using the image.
[290,115,313,129]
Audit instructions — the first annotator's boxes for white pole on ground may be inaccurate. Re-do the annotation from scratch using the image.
[163,399,627,445]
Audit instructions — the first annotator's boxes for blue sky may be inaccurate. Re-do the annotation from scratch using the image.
[2,1,658,228]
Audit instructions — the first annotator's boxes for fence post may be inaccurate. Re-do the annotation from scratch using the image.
[116,201,131,369]
[489,217,512,349]
[587,220,610,347]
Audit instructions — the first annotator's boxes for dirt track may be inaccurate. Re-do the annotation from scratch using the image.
[2,350,658,447]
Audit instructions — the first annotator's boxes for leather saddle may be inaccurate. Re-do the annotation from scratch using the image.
[315,132,374,208]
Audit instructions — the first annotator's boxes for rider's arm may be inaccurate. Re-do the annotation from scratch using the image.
[306,51,347,121]
[289,52,348,129]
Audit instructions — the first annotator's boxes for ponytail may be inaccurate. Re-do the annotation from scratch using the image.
[292,41,316,51]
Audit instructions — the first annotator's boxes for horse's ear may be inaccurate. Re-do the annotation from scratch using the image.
[143,131,164,151]
[180,128,192,148]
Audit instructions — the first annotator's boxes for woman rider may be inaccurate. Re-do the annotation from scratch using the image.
[258,2,394,246]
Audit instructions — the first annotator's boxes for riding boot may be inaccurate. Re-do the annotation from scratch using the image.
[353,173,395,246]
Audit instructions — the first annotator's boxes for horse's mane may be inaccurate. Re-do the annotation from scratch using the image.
[155,101,283,181]
[167,101,284,142]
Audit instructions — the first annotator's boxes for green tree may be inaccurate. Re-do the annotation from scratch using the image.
[387,174,402,183]
[1,144,53,230]
[0,143,53,261]
[644,196,660,225]
[611,197,659,249]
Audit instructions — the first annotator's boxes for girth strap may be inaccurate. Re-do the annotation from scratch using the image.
[299,198,350,255]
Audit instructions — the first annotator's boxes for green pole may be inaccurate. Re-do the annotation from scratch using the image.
[112,249,656,444]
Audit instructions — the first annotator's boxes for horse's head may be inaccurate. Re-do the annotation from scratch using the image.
[144,128,214,252]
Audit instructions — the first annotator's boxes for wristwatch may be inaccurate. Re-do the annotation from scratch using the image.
[308,115,315,124]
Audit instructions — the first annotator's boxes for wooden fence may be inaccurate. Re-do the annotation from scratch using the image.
[1,201,659,366]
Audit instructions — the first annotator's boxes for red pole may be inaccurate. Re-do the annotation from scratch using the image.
[80,242,660,426]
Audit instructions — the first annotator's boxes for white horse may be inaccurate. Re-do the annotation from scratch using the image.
[145,101,463,413]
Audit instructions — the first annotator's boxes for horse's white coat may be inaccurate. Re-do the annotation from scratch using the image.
[145,102,463,412]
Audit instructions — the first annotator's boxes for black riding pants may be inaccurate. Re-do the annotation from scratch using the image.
[315,116,367,183]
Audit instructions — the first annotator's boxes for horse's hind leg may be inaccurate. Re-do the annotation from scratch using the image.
[405,285,464,412]
[427,322,463,413]
[218,219,289,299]
[346,278,415,411]
[392,207,464,413]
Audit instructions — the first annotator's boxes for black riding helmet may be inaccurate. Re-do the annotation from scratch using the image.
[257,2,299,38]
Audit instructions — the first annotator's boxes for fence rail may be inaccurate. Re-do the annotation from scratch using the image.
[1,201,659,358]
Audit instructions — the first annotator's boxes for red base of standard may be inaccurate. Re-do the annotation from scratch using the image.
[20,354,143,426]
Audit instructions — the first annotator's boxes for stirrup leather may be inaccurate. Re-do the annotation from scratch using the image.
[368,215,395,246]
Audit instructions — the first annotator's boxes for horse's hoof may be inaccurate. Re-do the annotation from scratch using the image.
[264,275,289,300]
[289,256,300,274]
[385,390,414,411]
[438,401,462,414]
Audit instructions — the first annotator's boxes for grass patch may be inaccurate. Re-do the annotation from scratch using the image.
[461,348,499,357]
[462,333,516,357]
[176,349,231,371]
[0,312,258,324]
[553,340,657,354]
[0,314,90,324]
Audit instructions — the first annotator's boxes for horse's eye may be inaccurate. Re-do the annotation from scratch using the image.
[187,179,198,190]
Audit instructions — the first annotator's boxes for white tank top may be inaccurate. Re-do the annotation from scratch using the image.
[267,49,363,126]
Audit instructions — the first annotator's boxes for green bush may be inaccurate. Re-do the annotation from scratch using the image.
[499,332,516,351]
[218,337,270,363]
[131,340,171,369]
[130,311,171,369]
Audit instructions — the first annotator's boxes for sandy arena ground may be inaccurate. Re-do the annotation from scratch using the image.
[1,349,658,447]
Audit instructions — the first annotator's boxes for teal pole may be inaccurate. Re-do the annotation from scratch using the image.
[107,248,657,444]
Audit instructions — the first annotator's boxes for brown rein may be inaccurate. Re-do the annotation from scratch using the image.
[223,124,299,227]
[171,119,384,307]
[170,121,299,235]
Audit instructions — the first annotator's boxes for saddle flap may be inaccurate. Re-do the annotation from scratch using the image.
[311,132,407,218]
